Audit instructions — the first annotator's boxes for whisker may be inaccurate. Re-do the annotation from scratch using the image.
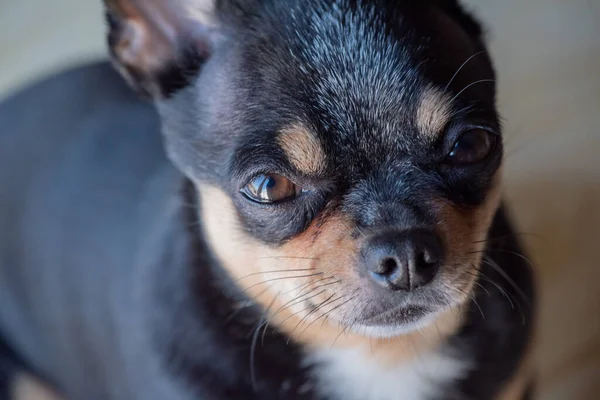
[250,293,279,392]
[331,315,359,348]
[298,295,353,339]
[448,79,496,104]
[472,232,548,246]
[234,268,314,282]
[224,299,255,324]
[242,272,323,293]
[466,268,515,309]
[255,256,319,261]
[262,284,330,346]
[319,288,360,330]
[284,276,335,295]
[471,295,485,320]
[456,286,485,319]
[444,51,486,91]
[275,292,336,338]
[482,257,531,308]
[271,289,327,322]
[468,249,534,269]
[470,277,491,298]
[489,249,534,269]
[481,267,525,323]
[288,294,338,342]
[449,104,476,120]
[273,279,341,319]
[250,318,267,391]
[261,279,337,345]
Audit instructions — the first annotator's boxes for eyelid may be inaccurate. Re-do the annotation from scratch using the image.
[240,173,316,206]
[441,122,498,149]
[235,168,286,191]
[235,167,328,194]
[444,129,500,168]
[450,123,498,137]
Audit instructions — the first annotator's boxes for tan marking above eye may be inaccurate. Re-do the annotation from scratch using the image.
[416,85,454,140]
[278,123,326,175]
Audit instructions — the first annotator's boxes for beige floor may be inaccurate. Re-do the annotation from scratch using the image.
[1,1,599,399]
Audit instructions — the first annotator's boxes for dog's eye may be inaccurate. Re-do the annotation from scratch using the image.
[447,129,494,165]
[241,174,302,203]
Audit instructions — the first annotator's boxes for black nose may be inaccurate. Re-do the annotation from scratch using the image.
[362,230,442,291]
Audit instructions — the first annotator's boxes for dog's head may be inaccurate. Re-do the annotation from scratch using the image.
[106,0,502,345]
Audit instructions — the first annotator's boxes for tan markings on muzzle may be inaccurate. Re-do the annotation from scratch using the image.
[416,85,454,140]
[433,171,503,300]
[198,184,466,365]
[278,123,326,175]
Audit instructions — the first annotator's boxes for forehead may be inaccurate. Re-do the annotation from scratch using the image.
[222,0,496,168]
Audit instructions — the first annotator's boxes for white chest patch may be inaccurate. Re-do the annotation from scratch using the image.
[306,346,469,400]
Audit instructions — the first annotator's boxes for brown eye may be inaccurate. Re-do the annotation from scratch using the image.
[241,174,302,203]
[447,129,494,165]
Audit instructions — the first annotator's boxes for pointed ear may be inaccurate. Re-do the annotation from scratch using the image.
[104,0,218,98]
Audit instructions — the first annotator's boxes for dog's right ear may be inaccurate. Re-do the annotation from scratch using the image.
[104,0,219,98]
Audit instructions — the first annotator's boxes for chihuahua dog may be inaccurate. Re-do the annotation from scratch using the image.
[0,0,535,399]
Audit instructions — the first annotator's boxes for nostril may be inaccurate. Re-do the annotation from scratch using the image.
[421,248,438,265]
[415,251,438,277]
[380,257,398,276]
[412,244,441,289]
[417,249,439,273]
[362,230,442,291]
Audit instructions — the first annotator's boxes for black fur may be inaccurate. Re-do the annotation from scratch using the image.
[175,183,535,400]
[152,182,316,399]
[446,207,535,399]
[0,334,19,399]
[0,1,535,399]
[157,0,500,245]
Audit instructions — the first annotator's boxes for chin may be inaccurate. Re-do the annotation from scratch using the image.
[339,299,461,339]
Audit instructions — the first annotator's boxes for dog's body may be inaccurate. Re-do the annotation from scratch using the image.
[0,1,534,399]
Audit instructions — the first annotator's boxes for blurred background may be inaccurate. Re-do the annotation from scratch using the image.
[0,0,598,399]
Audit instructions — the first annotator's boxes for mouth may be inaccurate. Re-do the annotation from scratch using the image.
[361,304,432,326]
[350,305,443,338]
[302,295,446,338]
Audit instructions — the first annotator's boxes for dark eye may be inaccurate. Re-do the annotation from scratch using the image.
[241,174,302,203]
[447,129,494,165]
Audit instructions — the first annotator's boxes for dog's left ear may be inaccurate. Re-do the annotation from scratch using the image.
[104,0,218,98]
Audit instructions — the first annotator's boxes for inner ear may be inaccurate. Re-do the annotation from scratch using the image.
[105,0,218,98]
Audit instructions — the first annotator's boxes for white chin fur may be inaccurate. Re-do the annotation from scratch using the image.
[348,312,439,338]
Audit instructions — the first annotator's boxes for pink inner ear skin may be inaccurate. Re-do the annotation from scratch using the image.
[105,0,216,98]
